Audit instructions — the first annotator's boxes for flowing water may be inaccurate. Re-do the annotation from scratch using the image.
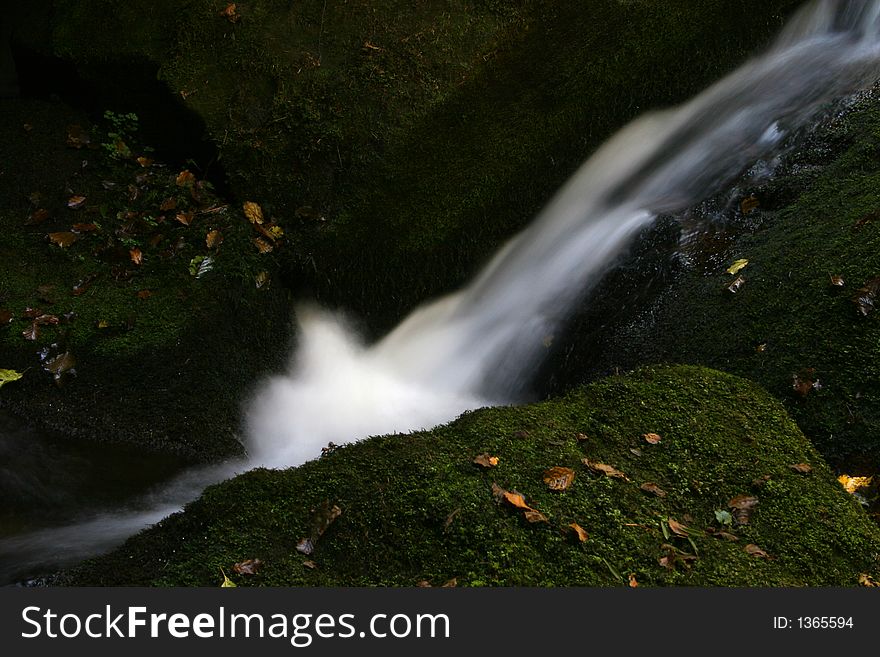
[4,0,880,583]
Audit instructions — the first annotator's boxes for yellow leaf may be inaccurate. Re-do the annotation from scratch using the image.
[243,201,264,225]
[726,258,749,275]
[220,568,236,588]
[838,474,873,494]
[0,369,24,388]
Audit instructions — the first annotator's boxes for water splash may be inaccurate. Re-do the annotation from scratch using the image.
[246,0,880,465]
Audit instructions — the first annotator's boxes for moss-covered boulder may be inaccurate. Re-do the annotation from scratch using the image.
[558,93,880,470]
[13,0,802,328]
[66,366,880,586]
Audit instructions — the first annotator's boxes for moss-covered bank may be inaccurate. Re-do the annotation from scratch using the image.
[554,92,880,471]
[66,366,880,586]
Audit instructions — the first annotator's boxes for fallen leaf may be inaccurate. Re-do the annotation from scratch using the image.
[630,448,642,457]
[726,275,746,294]
[543,466,575,491]
[220,568,236,588]
[253,237,274,253]
[48,232,78,248]
[175,211,194,226]
[137,290,154,300]
[582,458,630,481]
[744,543,770,558]
[232,559,263,576]
[830,274,845,287]
[441,578,458,588]
[206,229,222,248]
[21,324,39,341]
[639,482,666,497]
[296,500,342,555]
[72,273,99,296]
[416,580,431,588]
[740,195,759,214]
[0,369,24,388]
[501,490,531,510]
[0,310,11,325]
[27,208,50,225]
[473,453,499,468]
[443,508,460,531]
[243,201,265,225]
[71,223,98,233]
[67,195,86,210]
[726,258,749,275]
[667,517,690,537]
[728,495,759,525]
[255,271,270,289]
[43,351,76,382]
[838,474,873,494]
[643,432,662,444]
[792,369,819,397]
[853,277,880,316]
[129,247,143,265]
[628,574,639,588]
[575,432,589,442]
[33,314,59,326]
[136,156,154,168]
[705,527,739,542]
[296,538,315,556]
[568,523,589,542]
[789,463,812,474]
[303,560,318,570]
[220,3,241,22]
[160,198,177,212]
[859,573,879,587]
[752,474,772,487]
[176,170,196,187]
[523,509,549,523]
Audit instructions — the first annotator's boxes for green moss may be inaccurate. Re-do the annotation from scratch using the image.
[65,366,880,586]
[579,97,880,468]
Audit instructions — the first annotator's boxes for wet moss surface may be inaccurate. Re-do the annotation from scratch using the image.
[561,93,880,473]
[66,366,880,587]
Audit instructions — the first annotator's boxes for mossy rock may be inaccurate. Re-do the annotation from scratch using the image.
[65,365,880,586]
[558,93,880,470]
[12,0,801,331]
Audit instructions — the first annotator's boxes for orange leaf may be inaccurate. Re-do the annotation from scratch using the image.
[136,156,154,168]
[582,458,630,481]
[568,523,588,542]
[253,237,274,253]
[176,170,195,187]
[129,247,143,265]
[838,474,873,494]
[639,482,666,497]
[543,466,575,491]
[176,211,194,226]
[473,453,499,468]
[502,490,531,510]
[643,432,662,444]
[48,232,78,248]
[628,574,639,588]
[243,200,265,225]
[206,229,223,249]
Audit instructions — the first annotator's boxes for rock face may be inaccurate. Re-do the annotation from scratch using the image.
[66,366,880,587]
[552,92,880,470]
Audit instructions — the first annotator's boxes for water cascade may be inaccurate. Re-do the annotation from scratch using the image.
[4,0,880,581]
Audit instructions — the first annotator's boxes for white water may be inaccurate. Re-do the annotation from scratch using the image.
[247,0,880,467]
[4,0,880,582]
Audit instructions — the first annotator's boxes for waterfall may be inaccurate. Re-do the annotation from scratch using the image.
[5,0,880,582]
[246,0,880,468]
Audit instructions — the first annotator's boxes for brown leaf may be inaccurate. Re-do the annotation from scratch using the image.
[206,229,223,249]
[441,578,458,588]
[830,274,845,287]
[137,289,154,300]
[443,508,460,531]
[728,495,759,525]
[67,195,87,210]
[71,222,98,233]
[416,580,431,587]
[243,201,265,225]
[136,156,154,168]
[129,247,143,265]
[48,232,78,248]
[27,208,50,225]
[473,453,499,468]
[628,573,639,588]
[22,323,39,341]
[667,517,690,537]
[543,466,575,491]
[160,197,178,212]
[297,500,342,554]
[175,211,194,226]
[302,560,318,570]
[44,351,76,382]
[232,559,263,576]
[253,237,274,253]
[744,543,770,559]
[176,170,196,187]
[853,277,880,316]
[255,271,270,289]
[72,273,99,296]
[792,369,819,397]
[740,195,759,214]
[726,275,746,294]
[639,482,666,497]
[575,432,589,442]
[33,314,59,326]
[706,527,739,542]
[523,509,548,524]
[0,309,12,325]
[789,463,812,474]
[582,458,630,481]
[643,432,662,444]
[568,522,589,543]
[220,3,241,22]
[296,538,314,555]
